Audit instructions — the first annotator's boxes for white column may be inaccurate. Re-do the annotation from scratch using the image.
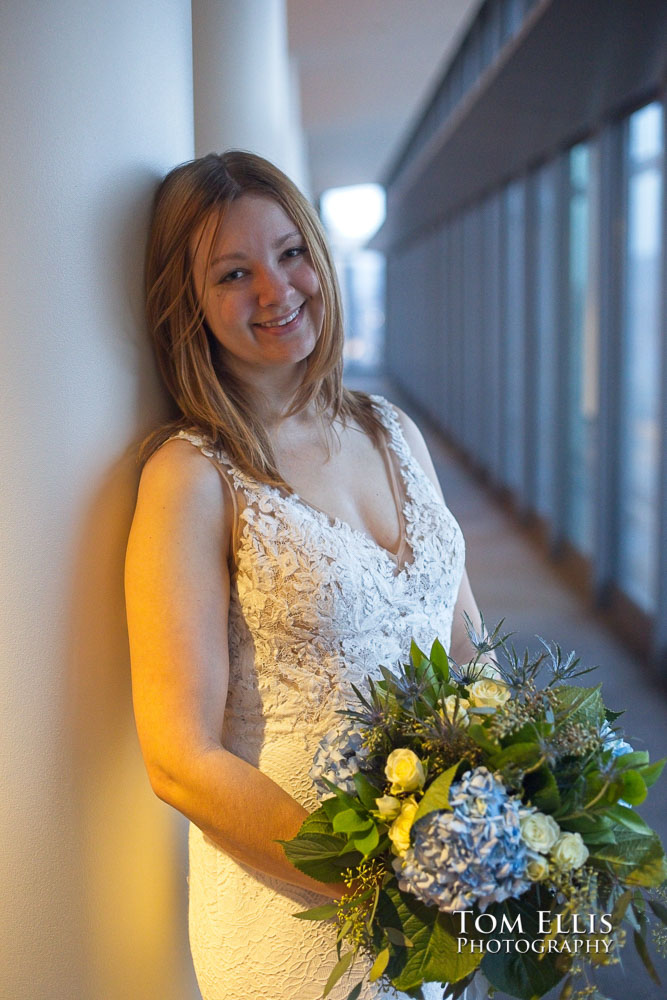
[0,2,198,998]
[192,0,309,191]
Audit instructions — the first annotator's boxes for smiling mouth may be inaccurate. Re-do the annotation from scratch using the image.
[254,304,303,328]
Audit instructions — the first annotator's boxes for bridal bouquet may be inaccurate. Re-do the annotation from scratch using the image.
[281,617,667,1000]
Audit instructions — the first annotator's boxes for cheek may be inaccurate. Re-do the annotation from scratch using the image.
[207,290,246,331]
[298,261,322,299]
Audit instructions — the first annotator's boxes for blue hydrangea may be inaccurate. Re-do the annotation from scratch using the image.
[600,721,634,808]
[393,767,532,912]
[310,719,368,799]
[600,720,634,758]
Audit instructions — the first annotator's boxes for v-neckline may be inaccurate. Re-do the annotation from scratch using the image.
[278,434,412,573]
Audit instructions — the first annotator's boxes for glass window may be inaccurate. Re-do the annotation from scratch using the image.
[618,102,664,612]
[501,0,524,42]
[565,142,599,555]
[502,179,526,493]
[463,207,484,461]
[447,218,465,442]
[534,161,559,518]
[482,193,503,480]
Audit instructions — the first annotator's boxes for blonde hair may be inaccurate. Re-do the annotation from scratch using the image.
[141,150,384,486]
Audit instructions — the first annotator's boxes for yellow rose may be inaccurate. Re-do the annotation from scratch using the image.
[551,832,589,870]
[442,694,470,726]
[520,811,561,853]
[375,795,402,821]
[388,797,419,856]
[525,855,550,881]
[385,748,425,794]
[469,677,511,710]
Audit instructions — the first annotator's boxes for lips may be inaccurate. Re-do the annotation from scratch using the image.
[254,304,304,330]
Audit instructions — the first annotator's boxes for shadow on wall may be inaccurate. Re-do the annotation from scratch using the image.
[63,169,200,1000]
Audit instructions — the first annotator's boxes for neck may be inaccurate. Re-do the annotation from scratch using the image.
[230,358,312,428]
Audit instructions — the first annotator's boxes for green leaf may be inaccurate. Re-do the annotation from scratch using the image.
[353,772,383,811]
[481,890,565,1000]
[337,918,352,942]
[366,883,381,933]
[553,684,605,729]
[589,829,667,887]
[352,823,380,857]
[523,765,560,813]
[605,803,652,836]
[633,929,661,985]
[322,796,349,822]
[490,741,542,771]
[410,639,427,669]
[321,777,359,809]
[345,984,363,1000]
[429,638,450,682]
[605,707,625,723]
[649,898,667,925]
[280,831,361,882]
[467,723,500,755]
[323,951,354,997]
[621,769,648,806]
[610,888,634,926]
[614,750,650,768]
[293,902,339,920]
[559,976,574,1000]
[384,926,414,947]
[377,887,482,988]
[639,757,666,788]
[299,805,336,834]
[413,762,459,824]
[369,947,390,982]
[562,813,616,845]
[333,809,373,835]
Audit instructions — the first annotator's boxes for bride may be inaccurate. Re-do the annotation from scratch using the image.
[125,150,485,1000]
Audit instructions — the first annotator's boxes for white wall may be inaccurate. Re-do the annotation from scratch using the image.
[192,0,310,191]
[0,1,199,997]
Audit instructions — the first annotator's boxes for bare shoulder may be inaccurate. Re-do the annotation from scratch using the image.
[391,405,427,452]
[131,436,232,551]
[389,403,445,502]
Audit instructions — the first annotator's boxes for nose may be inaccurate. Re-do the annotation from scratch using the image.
[255,265,291,308]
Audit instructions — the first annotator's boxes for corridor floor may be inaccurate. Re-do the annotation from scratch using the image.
[348,372,667,999]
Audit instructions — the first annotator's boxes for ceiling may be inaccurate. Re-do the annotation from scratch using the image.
[286,0,482,198]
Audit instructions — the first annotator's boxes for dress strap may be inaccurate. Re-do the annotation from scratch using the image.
[168,429,247,562]
[369,394,413,470]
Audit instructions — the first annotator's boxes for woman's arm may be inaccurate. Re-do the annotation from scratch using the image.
[394,407,482,663]
[125,439,345,898]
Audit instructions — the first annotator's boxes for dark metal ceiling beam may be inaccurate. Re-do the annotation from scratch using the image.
[374,0,667,251]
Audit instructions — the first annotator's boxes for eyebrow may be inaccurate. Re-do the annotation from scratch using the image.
[210,230,303,268]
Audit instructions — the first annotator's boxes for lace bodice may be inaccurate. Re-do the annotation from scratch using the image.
[178,395,466,1000]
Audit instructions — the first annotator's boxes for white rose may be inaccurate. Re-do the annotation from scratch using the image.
[388,797,419,856]
[442,694,470,726]
[375,795,402,821]
[551,832,589,870]
[525,854,550,881]
[520,811,561,853]
[385,748,425,794]
[469,677,511,709]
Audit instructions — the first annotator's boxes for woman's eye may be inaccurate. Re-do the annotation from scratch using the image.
[283,246,307,259]
[220,269,246,283]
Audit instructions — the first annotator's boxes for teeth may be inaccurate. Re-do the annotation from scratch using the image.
[257,306,300,328]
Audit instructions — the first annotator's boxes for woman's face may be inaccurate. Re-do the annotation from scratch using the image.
[191,194,324,383]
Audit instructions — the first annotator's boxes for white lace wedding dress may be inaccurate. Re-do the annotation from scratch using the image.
[172,395,474,1000]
